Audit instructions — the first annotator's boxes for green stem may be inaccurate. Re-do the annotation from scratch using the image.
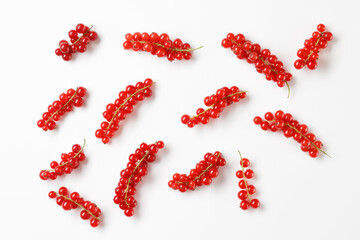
[73,25,93,45]
[231,40,290,98]
[284,123,331,158]
[131,40,203,52]
[304,33,323,64]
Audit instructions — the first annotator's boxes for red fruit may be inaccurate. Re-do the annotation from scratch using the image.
[169,151,225,193]
[123,32,202,61]
[114,141,164,217]
[295,24,332,70]
[181,86,246,127]
[95,79,154,144]
[254,111,329,158]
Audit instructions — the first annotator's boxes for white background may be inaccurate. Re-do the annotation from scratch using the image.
[1,0,359,239]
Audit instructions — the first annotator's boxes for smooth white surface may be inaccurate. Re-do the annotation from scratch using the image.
[1,0,359,239]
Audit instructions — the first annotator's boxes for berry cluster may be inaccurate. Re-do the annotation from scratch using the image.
[294,24,333,70]
[48,186,101,227]
[55,24,98,61]
[253,110,329,158]
[236,151,260,210]
[95,79,154,144]
[114,141,165,217]
[39,140,86,180]
[37,87,87,131]
[221,33,293,97]
[123,32,203,61]
[181,86,247,128]
[168,151,226,192]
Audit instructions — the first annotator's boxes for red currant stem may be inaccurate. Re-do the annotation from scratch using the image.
[189,91,247,120]
[230,40,290,98]
[304,33,323,64]
[106,83,155,131]
[285,81,290,99]
[238,150,251,204]
[73,25,93,45]
[284,123,331,158]
[43,139,86,172]
[44,87,79,126]
[175,152,220,185]
[131,40,203,52]
[124,142,157,206]
[57,192,101,221]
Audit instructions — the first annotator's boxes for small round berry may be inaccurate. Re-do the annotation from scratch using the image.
[58,187,68,195]
[48,191,57,198]
[317,24,326,32]
[309,149,319,158]
[238,190,248,200]
[90,218,100,227]
[250,199,260,208]
[253,116,262,125]
[62,53,72,61]
[244,169,254,179]
[294,59,305,70]
[76,23,86,33]
[156,141,165,149]
[124,208,134,217]
[240,158,250,168]
[240,200,249,210]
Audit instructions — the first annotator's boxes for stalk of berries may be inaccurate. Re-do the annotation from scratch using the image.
[253,110,330,158]
[48,186,101,227]
[95,79,154,144]
[114,141,165,217]
[236,151,260,210]
[168,151,226,192]
[55,23,98,61]
[181,86,247,128]
[294,24,333,70]
[39,140,86,180]
[123,32,203,61]
[221,33,292,98]
[37,87,87,131]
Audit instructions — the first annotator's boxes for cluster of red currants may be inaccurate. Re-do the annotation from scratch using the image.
[37,87,87,131]
[236,152,260,210]
[253,110,329,158]
[222,33,293,95]
[48,186,101,227]
[181,86,247,128]
[39,140,86,180]
[55,24,98,61]
[123,32,202,61]
[114,141,165,217]
[294,24,333,70]
[95,79,154,144]
[168,151,226,192]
